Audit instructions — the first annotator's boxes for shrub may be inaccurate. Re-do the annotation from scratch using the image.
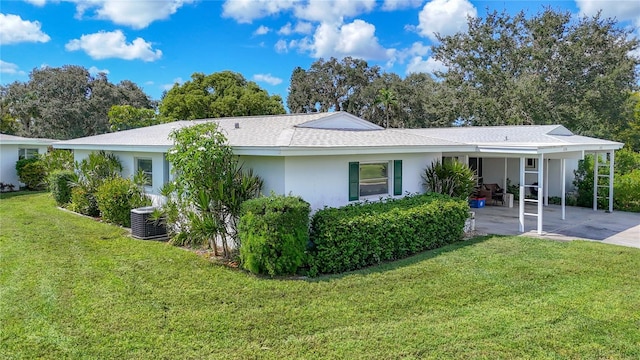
[308,193,469,275]
[41,148,74,174]
[15,158,46,190]
[96,177,151,227]
[238,195,311,276]
[69,187,99,217]
[422,159,476,199]
[613,170,640,212]
[573,150,640,212]
[48,170,77,206]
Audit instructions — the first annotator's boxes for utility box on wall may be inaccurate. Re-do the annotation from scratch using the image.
[131,207,167,240]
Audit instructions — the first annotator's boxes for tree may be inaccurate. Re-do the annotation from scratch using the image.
[433,9,639,138]
[375,89,398,128]
[159,71,285,121]
[287,57,380,114]
[108,105,159,131]
[0,66,153,139]
[162,123,263,258]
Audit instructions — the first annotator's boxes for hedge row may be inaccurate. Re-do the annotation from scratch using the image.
[238,195,311,276]
[308,193,469,275]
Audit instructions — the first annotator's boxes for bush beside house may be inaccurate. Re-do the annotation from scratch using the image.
[48,170,77,206]
[238,195,311,276]
[308,193,469,275]
[96,177,151,227]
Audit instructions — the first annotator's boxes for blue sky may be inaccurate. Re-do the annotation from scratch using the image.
[1,0,639,103]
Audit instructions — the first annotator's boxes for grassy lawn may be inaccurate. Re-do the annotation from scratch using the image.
[1,192,639,359]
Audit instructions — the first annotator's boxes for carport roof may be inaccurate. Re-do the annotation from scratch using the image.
[53,112,623,155]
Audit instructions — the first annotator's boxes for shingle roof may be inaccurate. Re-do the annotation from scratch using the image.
[53,112,623,153]
[0,134,56,145]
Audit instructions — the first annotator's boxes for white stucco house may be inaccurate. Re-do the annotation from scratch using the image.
[0,134,55,188]
[53,112,623,234]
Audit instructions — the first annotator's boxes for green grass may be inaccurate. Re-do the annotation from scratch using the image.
[1,192,639,359]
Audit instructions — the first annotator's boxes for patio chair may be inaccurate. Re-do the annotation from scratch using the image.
[479,183,504,205]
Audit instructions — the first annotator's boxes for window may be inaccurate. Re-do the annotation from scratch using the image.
[18,148,39,160]
[136,158,153,186]
[526,158,537,169]
[359,162,389,197]
[349,160,402,201]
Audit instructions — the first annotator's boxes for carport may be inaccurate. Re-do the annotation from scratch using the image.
[473,203,640,249]
[437,125,624,235]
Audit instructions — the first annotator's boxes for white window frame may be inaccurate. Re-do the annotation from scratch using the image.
[136,158,153,187]
[18,148,39,160]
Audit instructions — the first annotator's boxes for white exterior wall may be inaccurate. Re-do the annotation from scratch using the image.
[72,149,168,205]
[240,156,285,196]
[0,143,51,187]
[282,152,439,210]
[482,157,578,197]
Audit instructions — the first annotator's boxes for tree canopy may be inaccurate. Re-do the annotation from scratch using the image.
[432,9,640,139]
[159,71,285,121]
[1,65,152,139]
[287,58,452,128]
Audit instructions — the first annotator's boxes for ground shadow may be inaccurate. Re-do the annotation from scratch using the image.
[305,235,497,282]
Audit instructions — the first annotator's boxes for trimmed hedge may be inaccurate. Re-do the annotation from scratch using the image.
[238,195,311,276]
[48,170,77,206]
[309,193,469,275]
[96,177,151,227]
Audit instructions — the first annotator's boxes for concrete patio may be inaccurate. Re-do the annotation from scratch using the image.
[472,203,640,249]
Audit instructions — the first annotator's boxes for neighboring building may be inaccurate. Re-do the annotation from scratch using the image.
[0,134,55,188]
[53,112,623,234]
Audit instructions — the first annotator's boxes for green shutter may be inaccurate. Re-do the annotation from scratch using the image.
[349,162,359,201]
[393,160,402,196]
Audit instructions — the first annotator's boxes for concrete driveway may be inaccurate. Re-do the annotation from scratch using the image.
[473,203,640,249]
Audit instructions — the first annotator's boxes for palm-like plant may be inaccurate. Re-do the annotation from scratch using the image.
[375,88,398,128]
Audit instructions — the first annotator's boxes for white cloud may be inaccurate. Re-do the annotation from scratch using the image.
[406,56,446,75]
[575,0,640,24]
[254,25,271,35]
[382,0,423,11]
[0,60,25,75]
[275,39,289,53]
[278,21,313,35]
[293,0,376,23]
[71,0,195,29]
[417,0,477,41]
[253,73,283,85]
[222,0,376,24]
[24,0,46,6]
[222,0,297,24]
[65,30,162,62]
[162,77,184,91]
[88,66,109,75]
[308,19,391,60]
[0,13,51,45]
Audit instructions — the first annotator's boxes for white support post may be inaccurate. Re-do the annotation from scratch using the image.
[544,158,549,206]
[593,152,599,211]
[503,158,508,193]
[561,158,566,220]
[519,157,525,233]
[609,150,614,213]
[537,153,544,235]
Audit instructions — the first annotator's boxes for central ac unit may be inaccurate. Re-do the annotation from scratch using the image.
[130,206,167,240]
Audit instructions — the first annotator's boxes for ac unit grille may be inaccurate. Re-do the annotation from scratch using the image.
[131,207,167,240]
